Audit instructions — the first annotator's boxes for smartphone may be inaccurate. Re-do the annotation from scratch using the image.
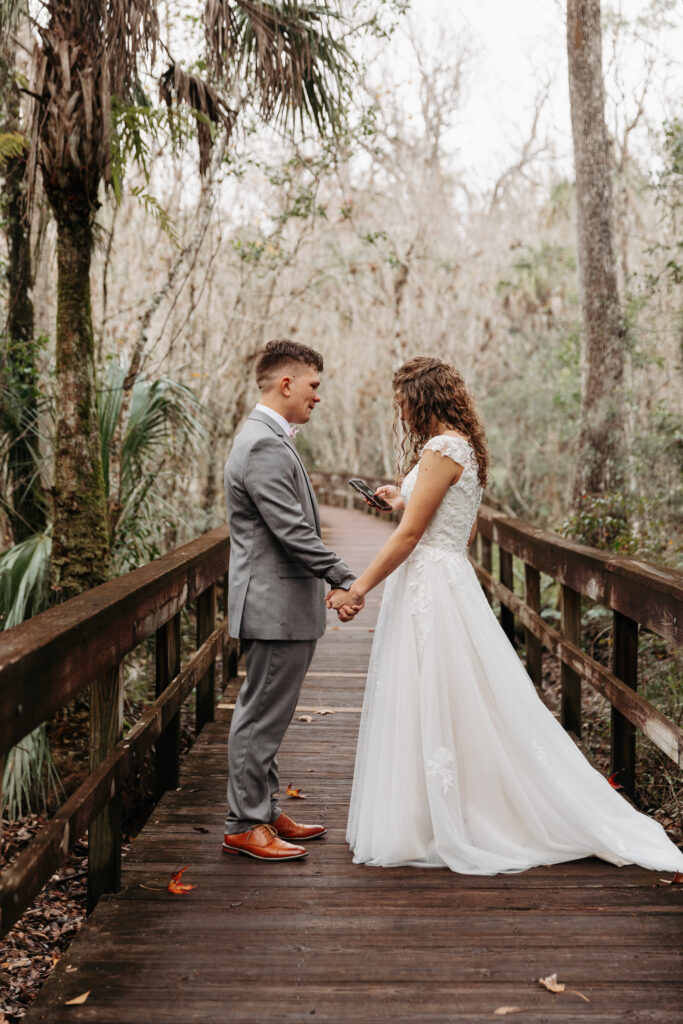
[348,478,393,512]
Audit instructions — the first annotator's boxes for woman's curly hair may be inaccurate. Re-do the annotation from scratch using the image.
[392,356,490,488]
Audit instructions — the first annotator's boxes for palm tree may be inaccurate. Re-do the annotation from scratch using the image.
[5,0,353,600]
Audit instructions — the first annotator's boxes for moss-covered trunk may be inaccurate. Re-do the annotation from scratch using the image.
[49,203,110,597]
[567,0,625,503]
[0,96,46,541]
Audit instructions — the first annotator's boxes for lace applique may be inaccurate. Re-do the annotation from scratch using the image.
[427,747,455,794]
[400,435,483,557]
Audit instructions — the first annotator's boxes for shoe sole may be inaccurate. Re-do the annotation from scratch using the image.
[222,843,308,861]
[277,829,327,841]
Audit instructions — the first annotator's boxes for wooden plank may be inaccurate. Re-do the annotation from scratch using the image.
[611,612,639,798]
[0,528,231,756]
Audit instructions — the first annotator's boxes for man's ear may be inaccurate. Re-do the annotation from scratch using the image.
[279,375,292,396]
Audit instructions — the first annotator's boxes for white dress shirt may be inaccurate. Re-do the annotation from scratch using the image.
[255,403,294,437]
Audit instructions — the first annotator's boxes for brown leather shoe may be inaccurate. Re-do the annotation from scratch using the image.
[222,823,307,860]
[271,810,327,841]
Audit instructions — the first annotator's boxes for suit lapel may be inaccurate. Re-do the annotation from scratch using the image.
[248,411,321,535]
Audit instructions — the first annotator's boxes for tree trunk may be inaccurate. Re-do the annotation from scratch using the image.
[49,203,110,598]
[0,92,46,541]
[567,0,624,502]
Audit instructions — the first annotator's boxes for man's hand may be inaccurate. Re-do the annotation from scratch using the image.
[327,587,365,622]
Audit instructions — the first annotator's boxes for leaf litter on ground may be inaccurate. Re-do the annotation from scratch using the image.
[538,973,590,1002]
[286,784,306,799]
[167,866,196,895]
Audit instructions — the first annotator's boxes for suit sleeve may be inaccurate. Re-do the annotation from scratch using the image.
[243,436,356,589]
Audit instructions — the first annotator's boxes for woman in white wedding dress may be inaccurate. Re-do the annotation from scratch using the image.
[327,356,683,875]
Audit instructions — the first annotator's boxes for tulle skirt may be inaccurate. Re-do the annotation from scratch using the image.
[347,546,683,874]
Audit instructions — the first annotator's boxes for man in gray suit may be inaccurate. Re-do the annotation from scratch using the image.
[223,339,361,861]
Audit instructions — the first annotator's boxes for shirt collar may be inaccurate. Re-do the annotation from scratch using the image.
[254,403,293,437]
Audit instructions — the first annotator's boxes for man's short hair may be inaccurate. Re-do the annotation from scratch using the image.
[254,339,324,390]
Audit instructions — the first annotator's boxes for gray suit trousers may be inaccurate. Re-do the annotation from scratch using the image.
[225,638,316,833]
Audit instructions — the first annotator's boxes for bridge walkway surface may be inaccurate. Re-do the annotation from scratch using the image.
[25,506,683,1023]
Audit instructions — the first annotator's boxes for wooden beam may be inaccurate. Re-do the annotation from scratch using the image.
[155,613,181,799]
[0,528,230,757]
[196,585,216,733]
[524,564,543,688]
[611,612,639,799]
[499,548,515,643]
[561,585,582,738]
[476,506,683,647]
[87,661,124,912]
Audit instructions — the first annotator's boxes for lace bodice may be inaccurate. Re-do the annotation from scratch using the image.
[401,435,482,554]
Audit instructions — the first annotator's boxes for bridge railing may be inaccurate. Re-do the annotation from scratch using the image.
[0,527,236,936]
[312,473,683,800]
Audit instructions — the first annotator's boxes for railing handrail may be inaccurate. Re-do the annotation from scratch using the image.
[0,526,231,757]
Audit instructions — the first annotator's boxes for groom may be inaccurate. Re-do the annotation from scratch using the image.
[222,338,362,861]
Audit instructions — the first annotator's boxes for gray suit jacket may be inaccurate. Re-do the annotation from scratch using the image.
[224,410,355,640]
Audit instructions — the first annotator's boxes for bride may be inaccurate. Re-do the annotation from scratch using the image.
[327,356,683,874]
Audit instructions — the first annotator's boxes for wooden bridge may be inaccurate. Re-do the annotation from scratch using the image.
[1,495,682,1022]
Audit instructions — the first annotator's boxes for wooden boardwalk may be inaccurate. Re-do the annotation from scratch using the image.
[25,506,683,1023]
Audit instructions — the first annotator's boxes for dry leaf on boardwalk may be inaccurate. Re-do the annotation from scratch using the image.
[64,991,90,1005]
[315,709,334,716]
[538,973,589,1002]
[494,1007,522,1015]
[297,714,314,722]
[607,772,623,790]
[167,866,196,894]
[286,783,306,799]
[660,870,683,885]
[192,826,210,833]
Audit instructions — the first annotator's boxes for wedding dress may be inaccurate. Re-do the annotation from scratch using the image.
[347,435,683,874]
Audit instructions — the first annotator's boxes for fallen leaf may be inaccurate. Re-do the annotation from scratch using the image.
[538,974,590,1002]
[660,870,683,885]
[538,973,565,994]
[65,965,79,972]
[494,1008,522,1016]
[167,866,196,895]
[607,772,623,790]
[315,709,334,716]
[192,826,210,834]
[64,991,90,1005]
[297,715,314,722]
[286,783,306,799]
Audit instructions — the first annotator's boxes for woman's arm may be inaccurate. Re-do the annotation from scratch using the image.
[327,450,463,609]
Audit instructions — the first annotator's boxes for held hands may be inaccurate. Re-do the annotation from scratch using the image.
[371,485,405,513]
[327,585,365,622]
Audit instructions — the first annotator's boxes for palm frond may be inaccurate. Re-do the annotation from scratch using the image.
[0,527,52,630]
[2,724,63,820]
[159,63,236,175]
[205,0,353,134]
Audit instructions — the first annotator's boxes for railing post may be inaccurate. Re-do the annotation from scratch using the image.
[155,612,181,799]
[611,611,638,799]
[560,585,582,737]
[88,661,123,912]
[499,547,515,644]
[481,536,492,605]
[524,564,542,688]
[196,583,216,733]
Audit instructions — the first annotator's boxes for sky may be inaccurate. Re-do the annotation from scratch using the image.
[372,0,683,190]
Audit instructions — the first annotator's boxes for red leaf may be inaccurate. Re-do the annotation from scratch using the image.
[607,772,623,790]
[286,783,306,799]
[168,866,196,894]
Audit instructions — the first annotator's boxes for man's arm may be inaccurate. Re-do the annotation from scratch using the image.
[243,436,355,589]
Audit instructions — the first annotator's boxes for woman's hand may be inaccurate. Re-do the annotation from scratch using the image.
[373,485,405,513]
[326,584,366,611]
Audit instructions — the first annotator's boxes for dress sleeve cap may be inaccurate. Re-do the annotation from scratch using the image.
[422,435,472,467]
